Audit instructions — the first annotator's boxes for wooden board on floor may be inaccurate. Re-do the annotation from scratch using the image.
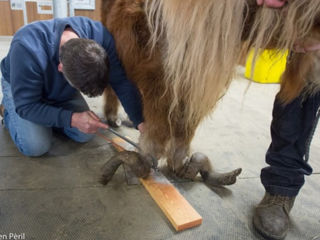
[140,170,202,231]
[109,135,202,231]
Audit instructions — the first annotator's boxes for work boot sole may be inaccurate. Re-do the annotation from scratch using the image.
[253,218,287,240]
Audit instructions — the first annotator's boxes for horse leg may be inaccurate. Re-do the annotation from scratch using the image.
[100,151,152,185]
[103,86,122,128]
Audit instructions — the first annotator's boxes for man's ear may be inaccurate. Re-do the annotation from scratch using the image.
[58,63,63,72]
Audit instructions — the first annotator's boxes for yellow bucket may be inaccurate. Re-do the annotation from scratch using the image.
[245,49,288,84]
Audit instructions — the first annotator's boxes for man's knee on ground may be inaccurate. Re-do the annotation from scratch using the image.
[18,136,51,157]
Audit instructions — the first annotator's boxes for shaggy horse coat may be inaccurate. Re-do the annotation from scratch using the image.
[100,0,320,183]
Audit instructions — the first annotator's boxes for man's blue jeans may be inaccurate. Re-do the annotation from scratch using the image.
[1,77,93,157]
[261,91,320,197]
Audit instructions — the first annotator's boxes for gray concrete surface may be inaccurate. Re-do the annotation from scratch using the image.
[0,36,319,240]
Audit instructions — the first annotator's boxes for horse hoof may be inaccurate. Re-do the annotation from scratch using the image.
[202,168,242,186]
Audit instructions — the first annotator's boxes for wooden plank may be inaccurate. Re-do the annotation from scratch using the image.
[112,136,136,152]
[101,134,202,231]
[140,171,202,231]
[96,132,126,152]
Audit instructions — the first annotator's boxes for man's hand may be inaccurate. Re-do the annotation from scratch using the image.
[137,122,145,134]
[293,39,320,53]
[256,0,287,8]
[71,111,109,134]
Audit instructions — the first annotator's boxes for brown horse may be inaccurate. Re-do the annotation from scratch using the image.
[99,0,320,186]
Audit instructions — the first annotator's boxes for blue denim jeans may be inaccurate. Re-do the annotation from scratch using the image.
[1,77,93,157]
[261,91,320,197]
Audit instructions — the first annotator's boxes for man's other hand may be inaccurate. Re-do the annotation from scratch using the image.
[71,111,109,134]
[256,0,287,8]
[137,122,145,134]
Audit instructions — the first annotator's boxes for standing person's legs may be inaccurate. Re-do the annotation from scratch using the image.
[261,93,319,196]
[253,91,320,240]
[1,77,52,157]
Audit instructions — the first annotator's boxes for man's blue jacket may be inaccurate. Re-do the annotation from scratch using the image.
[1,16,143,128]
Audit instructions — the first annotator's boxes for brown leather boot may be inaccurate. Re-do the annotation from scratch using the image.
[253,192,295,240]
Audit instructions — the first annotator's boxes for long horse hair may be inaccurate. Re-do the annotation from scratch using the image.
[144,0,248,136]
[145,0,320,118]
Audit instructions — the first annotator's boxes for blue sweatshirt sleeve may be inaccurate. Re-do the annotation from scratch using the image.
[106,40,144,127]
[10,42,73,128]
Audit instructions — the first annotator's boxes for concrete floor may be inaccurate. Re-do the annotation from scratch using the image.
[0,36,319,240]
